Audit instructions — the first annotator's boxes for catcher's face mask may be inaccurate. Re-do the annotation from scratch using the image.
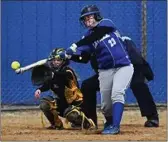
[50,58,64,69]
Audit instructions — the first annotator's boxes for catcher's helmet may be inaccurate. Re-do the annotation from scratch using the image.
[48,48,69,71]
[80,5,102,21]
[49,48,65,60]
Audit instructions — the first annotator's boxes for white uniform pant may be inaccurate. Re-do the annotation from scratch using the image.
[98,64,134,117]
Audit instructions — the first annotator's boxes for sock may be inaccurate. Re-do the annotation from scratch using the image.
[112,102,124,128]
[105,116,113,125]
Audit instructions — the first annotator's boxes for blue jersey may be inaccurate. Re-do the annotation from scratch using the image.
[79,19,131,69]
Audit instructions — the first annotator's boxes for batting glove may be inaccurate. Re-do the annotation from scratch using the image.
[67,43,77,53]
[66,48,74,56]
[55,44,77,59]
[62,43,77,58]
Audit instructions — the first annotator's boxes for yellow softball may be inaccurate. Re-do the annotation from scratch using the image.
[11,61,20,70]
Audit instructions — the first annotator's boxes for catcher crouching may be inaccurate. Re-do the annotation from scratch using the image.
[32,48,95,130]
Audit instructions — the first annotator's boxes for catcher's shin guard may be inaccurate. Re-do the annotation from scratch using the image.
[40,96,63,129]
[64,105,96,130]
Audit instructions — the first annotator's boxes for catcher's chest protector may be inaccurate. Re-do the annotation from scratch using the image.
[64,70,83,104]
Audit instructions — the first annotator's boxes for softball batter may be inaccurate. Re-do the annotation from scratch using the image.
[59,5,134,134]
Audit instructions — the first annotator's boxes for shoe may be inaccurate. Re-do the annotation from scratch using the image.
[145,114,159,127]
[47,124,63,130]
[71,123,81,129]
[102,125,120,135]
[87,118,97,130]
[47,125,57,130]
[103,122,111,129]
[104,116,113,128]
[144,119,159,127]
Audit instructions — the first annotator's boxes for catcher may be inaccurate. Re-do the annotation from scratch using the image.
[32,48,95,130]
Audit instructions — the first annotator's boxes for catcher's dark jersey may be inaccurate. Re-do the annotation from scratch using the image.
[38,66,83,106]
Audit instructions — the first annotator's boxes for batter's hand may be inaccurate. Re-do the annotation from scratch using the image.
[69,43,77,53]
[34,89,41,99]
[56,43,77,59]
[66,48,74,56]
[63,44,77,57]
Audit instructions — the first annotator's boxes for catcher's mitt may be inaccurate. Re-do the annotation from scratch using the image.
[31,65,53,86]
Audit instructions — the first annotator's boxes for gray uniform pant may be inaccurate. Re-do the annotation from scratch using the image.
[98,64,134,117]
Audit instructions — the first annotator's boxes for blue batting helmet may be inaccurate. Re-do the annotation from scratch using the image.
[80,5,102,21]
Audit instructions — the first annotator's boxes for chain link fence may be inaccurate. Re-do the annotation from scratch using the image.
[1,1,167,107]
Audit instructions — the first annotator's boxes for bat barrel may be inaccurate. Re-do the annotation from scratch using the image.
[14,59,48,74]
[15,68,22,74]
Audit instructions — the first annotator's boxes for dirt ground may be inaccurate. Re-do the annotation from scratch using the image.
[1,108,167,141]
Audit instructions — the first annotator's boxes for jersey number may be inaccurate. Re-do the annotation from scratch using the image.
[108,38,116,47]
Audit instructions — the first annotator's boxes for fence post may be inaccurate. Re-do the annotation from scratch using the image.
[141,0,147,59]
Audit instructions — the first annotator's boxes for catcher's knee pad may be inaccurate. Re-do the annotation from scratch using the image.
[64,105,96,130]
[40,96,63,128]
[40,96,57,111]
[40,101,50,111]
